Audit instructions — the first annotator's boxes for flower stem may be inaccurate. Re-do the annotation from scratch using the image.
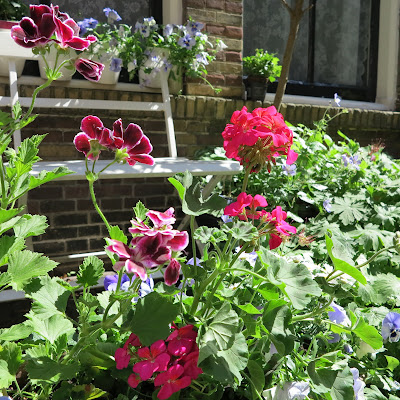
[88,180,111,234]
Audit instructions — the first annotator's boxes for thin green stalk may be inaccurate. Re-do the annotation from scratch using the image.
[190,215,198,278]
[291,295,334,322]
[326,245,395,282]
[88,180,111,234]
[202,270,228,318]
[242,371,263,400]
[228,267,268,282]
[241,163,254,193]
[190,268,220,315]
[0,158,7,209]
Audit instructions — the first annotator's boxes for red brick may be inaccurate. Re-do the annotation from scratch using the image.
[225,1,243,13]
[29,186,63,200]
[224,26,242,39]
[64,186,89,199]
[206,0,225,10]
[206,24,225,35]
[226,74,243,86]
[40,200,75,213]
[225,51,242,62]
[186,0,206,7]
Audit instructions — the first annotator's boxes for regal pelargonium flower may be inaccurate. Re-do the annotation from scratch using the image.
[154,364,192,400]
[73,115,113,160]
[112,119,154,166]
[75,58,104,82]
[382,312,400,342]
[52,5,96,51]
[11,4,56,48]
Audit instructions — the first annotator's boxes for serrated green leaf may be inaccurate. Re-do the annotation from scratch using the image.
[8,250,58,290]
[0,235,25,266]
[0,360,14,387]
[132,200,149,221]
[0,323,33,341]
[364,386,388,400]
[349,224,393,252]
[0,342,23,375]
[222,221,258,242]
[13,214,48,238]
[325,232,366,285]
[194,226,227,244]
[130,291,179,346]
[168,177,185,200]
[25,276,71,319]
[27,314,75,344]
[259,249,322,309]
[0,271,11,287]
[238,303,263,315]
[0,208,22,225]
[77,256,105,288]
[29,167,74,191]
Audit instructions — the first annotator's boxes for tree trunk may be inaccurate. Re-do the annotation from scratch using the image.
[274,0,308,112]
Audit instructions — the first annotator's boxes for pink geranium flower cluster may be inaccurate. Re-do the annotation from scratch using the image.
[115,325,202,400]
[107,207,188,284]
[74,115,154,165]
[11,4,104,82]
[224,192,296,249]
[222,106,298,172]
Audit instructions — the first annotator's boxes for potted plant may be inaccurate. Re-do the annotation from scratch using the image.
[243,48,282,101]
[77,7,130,85]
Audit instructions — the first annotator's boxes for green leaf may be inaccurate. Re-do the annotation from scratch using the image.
[238,303,263,315]
[0,360,14,387]
[364,386,387,400]
[27,314,75,344]
[29,167,74,191]
[109,225,128,244]
[194,226,227,244]
[168,177,185,200]
[0,208,22,225]
[0,236,25,266]
[325,232,366,285]
[247,359,265,396]
[25,276,71,319]
[385,356,400,372]
[260,249,322,309]
[201,303,239,351]
[298,191,315,204]
[8,250,58,290]
[129,291,179,346]
[133,200,149,221]
[350,224,393,252]
[0,272,11,287]
[76,256,105,288]
[26,356,79,384]
[352,317,383,350]
[330,196,365,225]
[262,300,294,356]
[0,342,23,375]
[222,221,258,242]
[13,214,48,238]
[0,323,33,341]
[199,332,248,385]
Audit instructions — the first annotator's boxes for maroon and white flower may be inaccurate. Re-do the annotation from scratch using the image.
[75,58,104,82]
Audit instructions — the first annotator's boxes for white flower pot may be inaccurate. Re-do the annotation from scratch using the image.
[90,55,120,85]
[0,27,27,77]
[38,46,74,81]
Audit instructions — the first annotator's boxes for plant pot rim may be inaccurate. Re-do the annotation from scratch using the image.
[0,20,18,29]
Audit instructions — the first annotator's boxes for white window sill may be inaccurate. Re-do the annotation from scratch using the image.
[264,93,391,111]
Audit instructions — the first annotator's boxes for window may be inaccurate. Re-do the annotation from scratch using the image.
[243,0,380,102]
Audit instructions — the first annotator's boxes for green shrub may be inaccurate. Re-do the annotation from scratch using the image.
[243,48,282,82]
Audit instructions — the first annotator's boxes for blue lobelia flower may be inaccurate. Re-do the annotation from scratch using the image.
[110,57,123,72]
[382,312,400,342]
[103,8,121,24]
[323,199,332,213]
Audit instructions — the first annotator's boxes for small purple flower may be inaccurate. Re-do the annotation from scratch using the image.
[77,18,98,36]
[351,368,365,400]
[178,34,196,50]
[110,57,122,72]
[135,22,150,37]
[382,312,400,342]
[334,93,342,107]
[163,24,173,37]
[342,154,350,167]
[221,215,232,223]
[162,58,173,72]
[323,199,332,213]
[344,344,353,354]
[186,20,204,35]
[327,333,341,343]
[104,274,130,292]
[349,154,361,170]
[236,247,258,267]
[103,8,121,23]
[328,302,351,327]
[143,17,156,26]
[195,53,209,66]
[186,257,202,267]
[282,163,297,176]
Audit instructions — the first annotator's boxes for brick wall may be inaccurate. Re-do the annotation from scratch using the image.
[184,0,243,98]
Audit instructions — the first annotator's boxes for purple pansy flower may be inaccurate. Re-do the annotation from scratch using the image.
[104,273,130,292]
[351,368,365,400]
[77,18,98,36]
[163,24,173,37]
[178,34,196,50]
[110,57,122,72]
[282,163,297,176]
[103,8,121,23]
[382,312,400,342]
[186,20,204,35]
[328,302,351,327]
[323,199,332,213]
[135,22,150,37]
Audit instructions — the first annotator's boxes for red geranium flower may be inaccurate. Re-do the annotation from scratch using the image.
[167,324,197,357]
[224,192,268,221]
[154,365,192,400]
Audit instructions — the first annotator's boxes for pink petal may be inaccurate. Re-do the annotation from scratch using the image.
[253,194,268,208]
[113,119,124,139]
[54,17,74,45]
[81,115,104,139]
[30,5,52,25]
[127,373,140,388]
[125,259,147,280]
[73,132,90,154]
[65,36,93,51]
[107,239,131,258]
[129,136,153,155]
[133,360,157,381]
[150,340,167,356]
[164,259,181,286]
[286,148,298,165]
[154,352,171,372]
[269,234,282,250]
[166,232,189,252]
[123,123,144,149]
[126,154,155,166]
[38,13,56,38]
